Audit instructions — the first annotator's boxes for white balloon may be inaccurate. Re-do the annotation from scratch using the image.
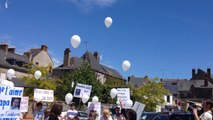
[5,2,8,9]
[65,93,73,104]
[71,35,81,48]
[34,71,42,80]
[7,69,15,80]
[116,100,120,105]
[122,60,131,72]
[110,88,117,99]
[82,94,89,104]
[35,95,43,102]
[92,96,99,102]
[1,80,10,86]
[125,100,133,108]
[8,81,14,87]
[105,17,113,28]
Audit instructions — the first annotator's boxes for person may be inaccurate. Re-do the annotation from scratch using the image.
[11,98,21,110]
[48,102,63,120]
[125,109,136,120]
[193,99,213,120]
[88,110,98,120]
[100,109,113,120]
[113,106,125,120]
[66,102,78,120]
[44,109,51,120]
[33,102,45,120]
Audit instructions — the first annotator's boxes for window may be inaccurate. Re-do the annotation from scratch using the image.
[172,82,177,85]
[153,115,168,120]
[6,58,16,65]
[167,95,170,102]
[35,62,39,66]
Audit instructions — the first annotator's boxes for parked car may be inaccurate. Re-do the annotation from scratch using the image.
[168,112,194,120]
[140,112,194,120]
[78,111,88,120]
[60,111,88,120]
[140,112,169,120]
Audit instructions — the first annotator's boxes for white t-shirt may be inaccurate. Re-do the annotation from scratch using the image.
[66,109,78,120]
[200,112,212,120]
[100,116,113,120]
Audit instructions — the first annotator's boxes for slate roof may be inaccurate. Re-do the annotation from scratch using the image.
[29,48,41,58]
[128,76,149,87]
[11,77,31,88]
[178,79,213,91]
[191,69,213,84]
[54,51,124,80]
[0,49,29,72]
[162,80,178,95]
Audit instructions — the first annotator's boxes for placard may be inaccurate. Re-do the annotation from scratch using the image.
[74,83,92,98]
[88,102,101,120]
[20,96,29,112]
[132,101,145,120]
[0,86,24,120]
[34,89,54,102]
[117,88,130,107]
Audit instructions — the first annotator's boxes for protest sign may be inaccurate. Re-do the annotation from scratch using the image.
[117,88,130,107]
[0,86,24,120]
[20,96,29,112]
[74,83,92,98]
[132,101,145,120]
[34,89,54,102]
[88,102,101,120]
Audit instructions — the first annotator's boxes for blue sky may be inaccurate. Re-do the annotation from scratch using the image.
[0,0,213,79]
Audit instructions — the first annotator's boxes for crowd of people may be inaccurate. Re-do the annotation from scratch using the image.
[28,98,213,120]
[31,101,137,120]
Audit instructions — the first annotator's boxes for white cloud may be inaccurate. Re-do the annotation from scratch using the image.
[0,34,11,40]
[48,50,62,68]
[69,0,118,11]
[52,57,62,68]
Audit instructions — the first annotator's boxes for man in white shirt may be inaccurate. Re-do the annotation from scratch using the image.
[66,102,78,120]
[193,99,212,120]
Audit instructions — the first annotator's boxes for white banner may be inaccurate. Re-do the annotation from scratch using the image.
[88,102,101,120]
[34,89,54,102]
[20,96,29,112]
[0,86,24,120]
[132,101,146,120]
[117,88,130,107]
[74,83,92,98]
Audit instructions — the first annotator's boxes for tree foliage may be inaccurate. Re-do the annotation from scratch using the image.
[22,62,58,99]
[56,62,103,102]
[133,77,169,112]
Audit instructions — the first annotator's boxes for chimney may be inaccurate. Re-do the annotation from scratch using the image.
[24,51,32,61]
[0,43,8,54]
[205,68,211,86]
[93,51,99,63]
[63,48,70,67]
[207,68,211,78]
[8,48,16,53]
[192,69,196,79]
[41,44,48,52]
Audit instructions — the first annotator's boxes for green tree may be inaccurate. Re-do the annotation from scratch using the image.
[56,62,103,101]
[133,77,169,112]
[22,62,58,99]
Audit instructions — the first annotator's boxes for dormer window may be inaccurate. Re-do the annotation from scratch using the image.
[6,58,16,65]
